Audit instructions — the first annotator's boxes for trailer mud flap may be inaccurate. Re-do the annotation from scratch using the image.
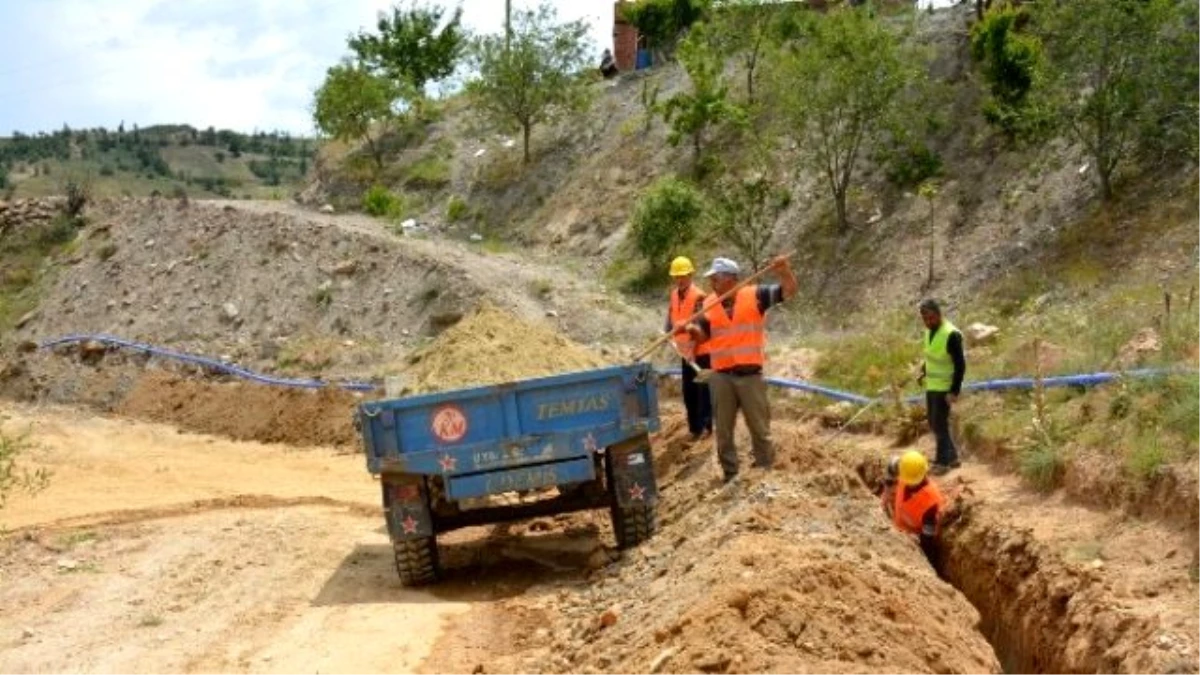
[608,435,658,507]
[382,478,434,541]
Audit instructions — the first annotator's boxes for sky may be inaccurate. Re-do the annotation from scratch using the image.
[0,0,614,136]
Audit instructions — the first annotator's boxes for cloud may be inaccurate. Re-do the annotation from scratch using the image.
[0,0,613,135]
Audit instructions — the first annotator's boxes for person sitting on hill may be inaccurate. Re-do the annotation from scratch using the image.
[599,49,619,78]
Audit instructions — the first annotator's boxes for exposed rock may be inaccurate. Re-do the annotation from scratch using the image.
[332,259,359,276]
[1116,327,1161,368]
[599,607,620,628]
[965,322,1000,345]
[222,303,240,321]
[319,204,335,214]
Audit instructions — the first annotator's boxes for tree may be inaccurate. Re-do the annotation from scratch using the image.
[970,3,1048,139]
[919,180,938,289]
[709,166,789,272]
[466,3,592,164]
[1036,0,1196,199]
[631,176,706,270]
[659,21,746,173]
[710,0,797,105]
[312,61,402,170]
[622,0,708,61]
[349,1,467,93]
[766,7,925,233]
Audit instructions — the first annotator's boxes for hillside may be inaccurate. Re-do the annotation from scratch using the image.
[0,124,312,200]
[302,4,1198,320]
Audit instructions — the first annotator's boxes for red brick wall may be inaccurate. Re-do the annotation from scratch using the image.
[613,1,639,72]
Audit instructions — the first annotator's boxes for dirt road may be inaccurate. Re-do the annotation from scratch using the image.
[0,404,472,673]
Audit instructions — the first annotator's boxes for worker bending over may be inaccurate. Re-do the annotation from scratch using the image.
[686,255,798,483]
[886,450,946,573]
[665,256,712,440]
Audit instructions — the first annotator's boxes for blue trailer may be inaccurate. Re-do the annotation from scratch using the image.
[356,363,661,585]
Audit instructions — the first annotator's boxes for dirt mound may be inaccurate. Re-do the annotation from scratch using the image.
[402,305,611,394]
[443,413,1000,674]
[116,369,360,448]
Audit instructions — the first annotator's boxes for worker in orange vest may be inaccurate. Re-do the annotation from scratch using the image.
[665,256,712,440]
[889,450,946,572]
[685,255,798,483]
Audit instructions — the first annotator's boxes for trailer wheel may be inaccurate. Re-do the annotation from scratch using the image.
[612,500,658,549]
[392,536,439,586]
[605,452,658,549]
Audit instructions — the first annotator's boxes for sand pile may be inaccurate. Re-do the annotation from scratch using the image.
[402,305,612,394]
[463,412,1000,674]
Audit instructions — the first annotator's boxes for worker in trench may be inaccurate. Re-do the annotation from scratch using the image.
[665,256,713,441]
[917,298,965,475]
[880,450,946,573]
[685,255,798,483]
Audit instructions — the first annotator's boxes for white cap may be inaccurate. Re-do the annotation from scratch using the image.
[703,257,740,277]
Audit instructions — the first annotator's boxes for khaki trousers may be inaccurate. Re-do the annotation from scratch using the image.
[708,371,773,477]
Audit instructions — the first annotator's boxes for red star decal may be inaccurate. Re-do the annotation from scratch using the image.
[401,514,418,534]
[628,483,646,501]
[583,433,598,453]
[438,454,457,472]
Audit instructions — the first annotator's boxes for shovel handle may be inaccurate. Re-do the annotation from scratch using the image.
[633,252,795,363]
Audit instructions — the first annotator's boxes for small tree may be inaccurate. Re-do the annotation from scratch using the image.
[710,167,789,272]
[631,176,706,270]
[312,61,403,170]
[919,180,938,289]
[349,1,467,95]
[1036,0,1195,199]
[466,4,592,164]
[766,7,925,233]
[711,0,797,105]
[1,422,49,511]
[970,4,1048,139]
[659,22,746,174]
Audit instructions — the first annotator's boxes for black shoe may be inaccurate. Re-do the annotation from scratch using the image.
[722,472,739,484]
[931,463,955,476]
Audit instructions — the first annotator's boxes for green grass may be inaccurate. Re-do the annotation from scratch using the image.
[0,214,80,333]
[57,530,99,548]
[1018,438,1064,492]
[446,194,470,222]
[137,614,164,628]
[810,311,917,394]
[404,153,451,188]
[529,278,553,298]
[1125,431,1168,481]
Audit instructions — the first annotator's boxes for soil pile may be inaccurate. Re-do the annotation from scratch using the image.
[402,305,611,394]
[116,370,360,448]
[453,414,1001,674]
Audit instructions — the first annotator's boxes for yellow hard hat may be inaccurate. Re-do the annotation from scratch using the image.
[897,451,929,486]
[668,256,695,277]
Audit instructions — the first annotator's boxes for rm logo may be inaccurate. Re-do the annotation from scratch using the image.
[431,405,468,443]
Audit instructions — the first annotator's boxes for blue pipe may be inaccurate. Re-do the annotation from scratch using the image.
[39,334,378,393]
[37,334,1192,402]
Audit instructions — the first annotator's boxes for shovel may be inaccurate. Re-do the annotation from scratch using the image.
[666,337,711,384]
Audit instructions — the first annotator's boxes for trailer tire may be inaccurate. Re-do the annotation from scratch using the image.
[612,502,657,549]
[393,536,439,586]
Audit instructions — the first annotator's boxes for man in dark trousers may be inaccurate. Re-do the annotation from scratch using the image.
[917,299,966,474]
[665,256,712,440]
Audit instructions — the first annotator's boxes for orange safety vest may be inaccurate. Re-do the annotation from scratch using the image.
[703,285,765,371]
[669,284,709,359]
[893,480,945,536]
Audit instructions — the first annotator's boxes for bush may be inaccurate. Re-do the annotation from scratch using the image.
[1018,439,1063,492]
[446,194,469,222]
[1,420,49,510]
[1125,432,1167,481]
[98,165,115,177]
[362,184,407,218]
[882,139,943,188]
[630,176,705,270]
[970,4,1048,139]
[621,0,707,55]
[404,154,451,188]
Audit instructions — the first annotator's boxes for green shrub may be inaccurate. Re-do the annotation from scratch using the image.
[362,184,407,218]
[446,194,469,222]
[1018,439,1062,492]
[1161,374,1200,448]
[630,175,705,270]
[404,154,451,188]
[1125,432,1167,481]
[882,139,943,188]
[621,0,706,54]
[970,4,1048,139]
